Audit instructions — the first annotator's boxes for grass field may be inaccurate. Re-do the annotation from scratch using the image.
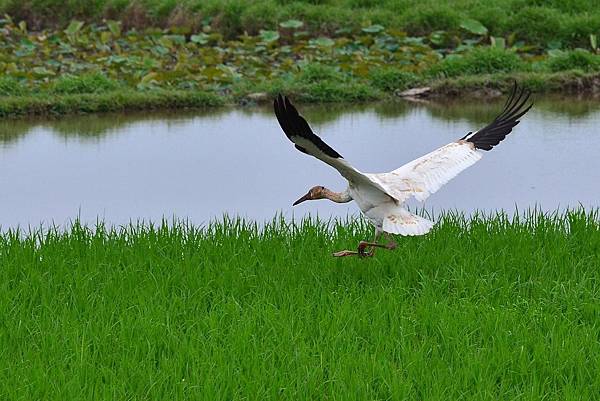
[1,210,599,399]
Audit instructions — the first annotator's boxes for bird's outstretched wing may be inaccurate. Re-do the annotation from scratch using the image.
[369,82,533,202]
[460,82,533,150]
[274,94,392,195]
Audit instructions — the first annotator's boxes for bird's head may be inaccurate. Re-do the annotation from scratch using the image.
[293,186,326,206]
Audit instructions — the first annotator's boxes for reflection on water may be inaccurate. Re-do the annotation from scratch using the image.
[0,96,599,228]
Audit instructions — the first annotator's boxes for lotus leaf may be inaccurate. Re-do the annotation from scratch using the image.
[259,30,280,43]
[65,21,84,36]
[459,19,488,36]
[362,25,385,34]
[279,20,303,29]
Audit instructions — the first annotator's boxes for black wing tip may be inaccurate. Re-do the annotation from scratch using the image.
[465,83,533,151]
[273,93,296,115]
[272,93,343,159]
[273,93,286,113]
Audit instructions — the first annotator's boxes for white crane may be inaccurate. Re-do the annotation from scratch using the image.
[274,83,533,257]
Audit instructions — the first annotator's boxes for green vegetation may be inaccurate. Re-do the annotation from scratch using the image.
[546,49,600,73]
[2,0,600,49]
[0,90,223,118]
[1,2,600,115]
[428,47,525,78]
[369,69,419,92]
[428,71,600,97]
[50,72,121,94]
[1,4,598,398]
[2,14,600,116]
[1,210,599,399]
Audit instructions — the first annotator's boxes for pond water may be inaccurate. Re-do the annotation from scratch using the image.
[0,97,599,228]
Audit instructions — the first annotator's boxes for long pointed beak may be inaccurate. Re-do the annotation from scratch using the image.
[292,193,311,206]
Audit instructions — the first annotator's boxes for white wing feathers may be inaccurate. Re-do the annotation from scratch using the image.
[383,209,435,235]
[274,94,394,196]
[368,141,482,203]
[275,83,532,206]
[367,82,532,203]
[289,135,369,184]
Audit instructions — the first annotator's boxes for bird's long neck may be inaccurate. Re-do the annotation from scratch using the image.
[323,188,352,203]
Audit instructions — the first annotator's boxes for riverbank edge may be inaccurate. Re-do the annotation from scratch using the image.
[1,71,598,118]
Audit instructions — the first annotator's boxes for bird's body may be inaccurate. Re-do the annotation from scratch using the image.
[274,84,533,256]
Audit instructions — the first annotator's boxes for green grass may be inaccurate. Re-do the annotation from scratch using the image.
[546,49,600,73]
[1,13,600,116]
[3,0,600,48]
[428,70,600,96]
[427,47,525,78]
[0,76,26,97]
[1,210,599,399]
[50,72,122,95]
[369,68,420,92]
[3,70,600,118]
[0,89,224,117]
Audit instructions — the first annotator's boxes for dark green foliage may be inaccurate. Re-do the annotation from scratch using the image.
[3,70,600,117]
[298,63,343,83]
[51,73,121,94]
[294,80,378,103]
[249,63,380,102]
[508,7,564,46]
[0,90,223,117]
[210,0,247,38]
[546,50,600,73]
[0,10,600,114]
[467,5,505,37]
[370,68,419,92]
[561,14,600,48]
[402,5,462,35]
[0,76,27,96]
[1,0,600,48]
[429,71,600,96]
[428,47,524,78]
[0,19,439,107]
[0,211,599,399]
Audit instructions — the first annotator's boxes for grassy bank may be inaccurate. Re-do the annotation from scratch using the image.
[3,15,600,117]
[3,71,600,118]
[1,211,600,399]
[0,89,224,118]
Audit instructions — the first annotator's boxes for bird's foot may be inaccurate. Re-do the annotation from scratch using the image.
[332,239,384,257]
[332,250,358,257]
[357,241,375,257]
[386,241,397,250]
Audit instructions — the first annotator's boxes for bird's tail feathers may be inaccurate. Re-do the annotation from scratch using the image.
[383,209,434,236]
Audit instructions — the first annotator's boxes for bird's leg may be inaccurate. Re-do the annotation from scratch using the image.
[333,232,380,258]
[357,232,397,257]
[332,249,359,257]
[357,231,383,257]
[357,241,376,257]
[333,231,389,258]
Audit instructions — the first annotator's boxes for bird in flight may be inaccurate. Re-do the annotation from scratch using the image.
[274,83,533,257]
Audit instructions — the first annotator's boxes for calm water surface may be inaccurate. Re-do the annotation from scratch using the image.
[0,97,599,228]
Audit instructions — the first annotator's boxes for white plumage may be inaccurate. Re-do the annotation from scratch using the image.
[370,141,483,202]
[274,83,533,256]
